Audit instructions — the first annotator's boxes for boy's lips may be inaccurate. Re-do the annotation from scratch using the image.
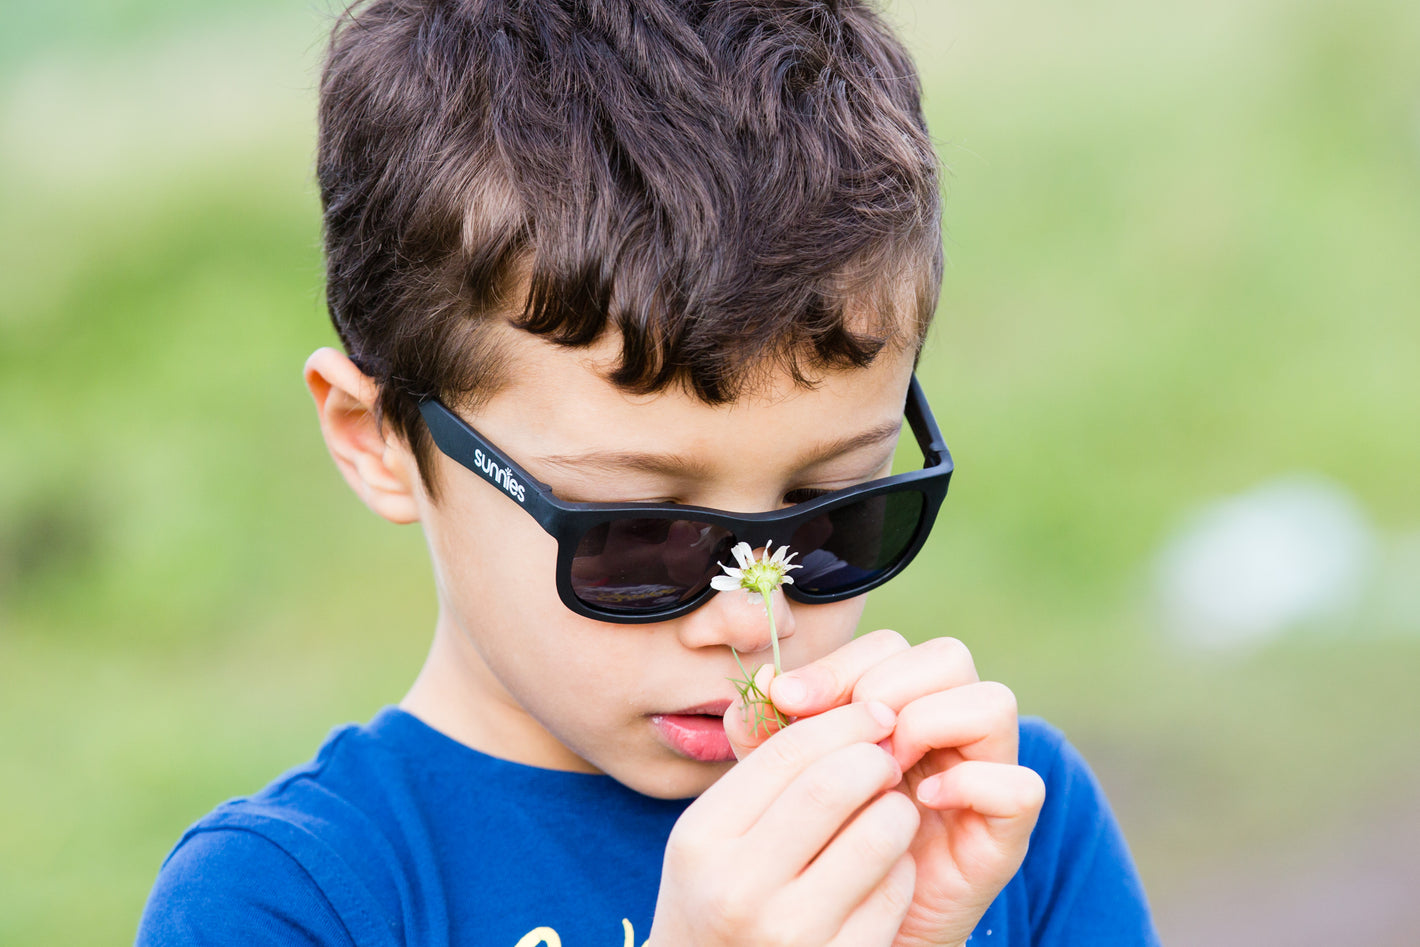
[650,700,734,763]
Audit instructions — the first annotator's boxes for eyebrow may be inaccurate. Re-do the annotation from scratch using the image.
[535,419,904,479]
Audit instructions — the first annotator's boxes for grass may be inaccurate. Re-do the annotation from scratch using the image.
[2,0,1418,941]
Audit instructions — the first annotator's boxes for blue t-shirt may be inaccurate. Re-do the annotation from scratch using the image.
[137,708,1160,946]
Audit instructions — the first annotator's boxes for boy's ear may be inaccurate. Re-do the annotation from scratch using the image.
[304,347,421,525]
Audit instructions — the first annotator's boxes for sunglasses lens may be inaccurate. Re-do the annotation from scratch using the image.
[788,490,926,596]
[570,518,735,612]
[566,489,927,615]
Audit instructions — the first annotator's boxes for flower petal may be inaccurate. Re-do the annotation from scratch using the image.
[729,542,754,569]
[710,575,742,591]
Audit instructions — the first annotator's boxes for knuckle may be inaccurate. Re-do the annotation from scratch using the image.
[857,794,919,859]
[800,772,840,812]
[702,870,771,936]
[923,634,974,669]
[864,627,911,653]
[878,856,916,917]
[763,729,810,772]
[884,788,923,833]
[813,663,852,703]
[802,744,893,814]
[850,830,903,868]
[1016,767,1048,812]
[977,680,1019,720]
[703,888,754,938]
[850,740,901,783]
[663,822,709,870]
[756,916,810,947]
[800,767,849,814]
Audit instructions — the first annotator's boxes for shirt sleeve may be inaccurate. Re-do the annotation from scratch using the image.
[1019,718,1163,946]
[136,827,358,947]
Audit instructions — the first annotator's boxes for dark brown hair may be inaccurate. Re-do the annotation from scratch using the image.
[318,0,943,493]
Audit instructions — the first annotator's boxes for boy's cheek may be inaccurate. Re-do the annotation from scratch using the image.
[425,484,557,582]
[776,599,869,682]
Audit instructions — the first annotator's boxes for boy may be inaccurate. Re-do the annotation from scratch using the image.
[139,0,1159,944]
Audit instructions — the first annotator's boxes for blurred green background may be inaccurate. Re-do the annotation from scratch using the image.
[2,0,1417,943]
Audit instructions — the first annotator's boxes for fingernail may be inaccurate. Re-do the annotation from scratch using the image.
[866,699,896,728]
[773,676,806,707]
[915,774,943,804]
[877,736,900,773]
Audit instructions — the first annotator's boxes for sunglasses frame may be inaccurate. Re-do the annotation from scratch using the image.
[418,374,954,624]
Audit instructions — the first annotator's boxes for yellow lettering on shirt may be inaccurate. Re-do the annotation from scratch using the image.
[511,919,643,947]
[513,928,560,947]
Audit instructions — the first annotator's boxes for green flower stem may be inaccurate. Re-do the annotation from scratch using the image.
[723,543,798,733]
[728,579,788,732]
[730,646,754,686]
[759,578,784,677]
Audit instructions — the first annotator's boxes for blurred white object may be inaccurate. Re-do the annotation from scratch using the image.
[1155,476,1376,650]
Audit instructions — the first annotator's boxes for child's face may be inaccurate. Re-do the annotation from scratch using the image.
[398,327,917,800]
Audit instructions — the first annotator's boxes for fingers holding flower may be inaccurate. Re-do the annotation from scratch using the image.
[853,649,1041,947]
[741,631,1044,947]
[713,541,801,735]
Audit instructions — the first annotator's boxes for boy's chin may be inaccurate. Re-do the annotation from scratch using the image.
[616,757,737,801]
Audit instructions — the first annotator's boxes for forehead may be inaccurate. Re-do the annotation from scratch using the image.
[463,325,916,482]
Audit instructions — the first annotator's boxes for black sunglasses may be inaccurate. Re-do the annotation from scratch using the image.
[418,375,953,624]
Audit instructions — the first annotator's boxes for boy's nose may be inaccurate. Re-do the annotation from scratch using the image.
[675,583,797,655]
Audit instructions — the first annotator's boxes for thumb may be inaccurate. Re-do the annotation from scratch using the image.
[725,664,791,759]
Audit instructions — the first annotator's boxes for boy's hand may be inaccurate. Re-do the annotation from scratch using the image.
[648,701,919,946]
[727,630,1046,947]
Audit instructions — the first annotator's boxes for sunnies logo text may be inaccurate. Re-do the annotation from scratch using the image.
[473,448,527,503]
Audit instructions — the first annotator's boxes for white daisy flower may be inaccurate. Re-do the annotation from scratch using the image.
[716,542,802,728]
[711,540,801,604]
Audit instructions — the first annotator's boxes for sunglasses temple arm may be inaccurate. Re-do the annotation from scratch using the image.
[417,399,564,532]
[906,375,952,468]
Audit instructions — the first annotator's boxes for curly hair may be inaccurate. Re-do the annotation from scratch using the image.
[318,0,942,494]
